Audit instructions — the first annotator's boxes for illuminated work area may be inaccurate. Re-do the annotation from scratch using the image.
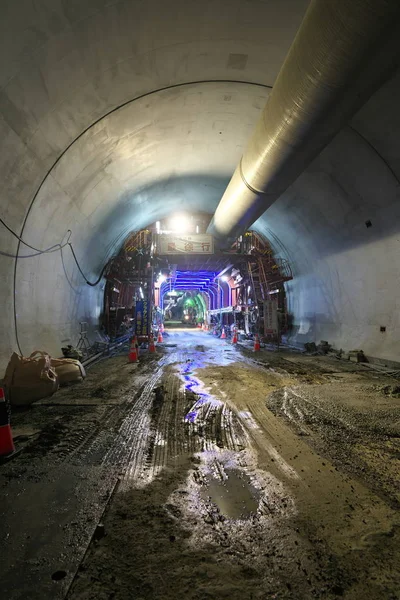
[1,1,400,599]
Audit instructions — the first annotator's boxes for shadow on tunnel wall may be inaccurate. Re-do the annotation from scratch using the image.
[260,125,400,266]
[83,174,230,261]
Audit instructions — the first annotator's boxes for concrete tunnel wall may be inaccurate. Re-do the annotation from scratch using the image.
[255,71,400,360]
[1,0,400,371]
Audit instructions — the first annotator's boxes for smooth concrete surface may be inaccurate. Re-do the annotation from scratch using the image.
[1,0,400,369]
[255,71,400,361]
[13,81,270,356]
[255,78,400,359]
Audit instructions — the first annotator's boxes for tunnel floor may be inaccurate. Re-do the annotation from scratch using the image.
[1,330,399,600]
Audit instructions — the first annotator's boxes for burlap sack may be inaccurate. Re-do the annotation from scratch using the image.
[50,358,86,386]
[4,351,59,406]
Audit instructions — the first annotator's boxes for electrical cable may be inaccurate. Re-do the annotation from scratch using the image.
[1,217,108,285]
[0,248,60,258]
[0,241,69,258]
[0,216,72,253]
[67,242,109,286]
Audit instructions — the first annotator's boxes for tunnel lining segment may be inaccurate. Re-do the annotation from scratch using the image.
[11,80,272,356]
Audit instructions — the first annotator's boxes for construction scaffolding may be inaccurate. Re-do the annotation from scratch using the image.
[101,226,293,341]
[102,230,155,340]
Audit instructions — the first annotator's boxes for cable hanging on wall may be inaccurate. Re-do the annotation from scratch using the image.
[0,216,107,286]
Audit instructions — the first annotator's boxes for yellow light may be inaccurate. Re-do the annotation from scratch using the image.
[170,214,191,233]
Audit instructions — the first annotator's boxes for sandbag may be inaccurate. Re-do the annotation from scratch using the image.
[61,345,83,360]
[51,358,86,386]
[4,351,59,406]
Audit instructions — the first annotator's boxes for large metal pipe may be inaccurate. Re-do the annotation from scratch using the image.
[208,0,400,241]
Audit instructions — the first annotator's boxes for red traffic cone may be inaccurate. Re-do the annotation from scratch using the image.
[157,329,163,343]
[132,334,139,356]
[0,387,15,457]
[129,340,138,362]
[232,328,238,345]
[220,327,226,339]
[149,333,156,353]
[254,333,261,352]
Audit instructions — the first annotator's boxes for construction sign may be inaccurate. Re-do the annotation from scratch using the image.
[136,300,151,337]
[157,234,214,255]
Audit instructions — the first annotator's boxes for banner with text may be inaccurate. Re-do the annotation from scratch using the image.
[136,300,151,337]
[157,234,214,255]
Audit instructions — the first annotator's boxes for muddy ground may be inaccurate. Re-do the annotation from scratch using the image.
[1,330,399,599]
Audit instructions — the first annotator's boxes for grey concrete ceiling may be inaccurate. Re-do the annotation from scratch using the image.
[1,0,400,366]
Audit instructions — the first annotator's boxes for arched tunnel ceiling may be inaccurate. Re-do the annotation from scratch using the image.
[0,0,308,366]
[26,82,271,260]
[1,0,400,366]
[14,81,270,354]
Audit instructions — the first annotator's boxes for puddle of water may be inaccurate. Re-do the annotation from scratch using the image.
[201,468,259,519]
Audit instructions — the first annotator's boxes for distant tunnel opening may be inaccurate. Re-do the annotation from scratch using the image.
[101,212,292,343]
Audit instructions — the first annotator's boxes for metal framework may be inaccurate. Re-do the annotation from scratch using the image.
[101,227,293,340]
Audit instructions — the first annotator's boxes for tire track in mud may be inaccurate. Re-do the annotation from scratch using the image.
[60,359,172,600]
[118,340,252,492]
[67,335,370,600]
[64,335,400,600]
[268,385,400,509]
[11,363,160,469]
[112,361,168,489]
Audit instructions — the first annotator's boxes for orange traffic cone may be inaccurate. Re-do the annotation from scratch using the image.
[254,333,261,352]
[149,333,156,353]
[220,327,226,339]
[0,387,15,457]
[157,329,163,343]
[132,334,139,356]
[129,339,138,362]
[232,327,238,345]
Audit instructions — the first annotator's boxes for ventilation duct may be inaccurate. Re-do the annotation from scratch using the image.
[208,0,400,241]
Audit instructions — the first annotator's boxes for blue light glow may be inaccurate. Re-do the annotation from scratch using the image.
[159,269,220,309]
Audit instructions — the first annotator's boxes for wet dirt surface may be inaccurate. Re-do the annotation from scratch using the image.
[1,330,400,599]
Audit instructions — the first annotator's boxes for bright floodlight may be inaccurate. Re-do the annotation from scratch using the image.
[220,275,229,282]
[170,214,191,233]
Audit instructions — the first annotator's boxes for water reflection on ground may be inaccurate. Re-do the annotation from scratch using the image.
[181,358,221,423]
[200,467,260,519]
